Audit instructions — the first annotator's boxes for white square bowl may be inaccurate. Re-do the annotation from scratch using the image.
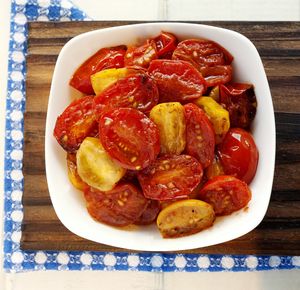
[45,22,276,251]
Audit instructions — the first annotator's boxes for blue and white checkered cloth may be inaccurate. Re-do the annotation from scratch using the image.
[3,0,300,272]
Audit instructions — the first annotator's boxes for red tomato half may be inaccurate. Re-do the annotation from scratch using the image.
[84,183,149,227]
[198,175,251,216]
[70,45,127,94]
[184,103,215,168]
[172,39,233,69]
[148,59,206,102]
[218,128,259,184]
[138,155,203,201]
[93,73,159,115]
[53,96,98,152]
[201,65,232,87]
[152,31,177,58]
[220,83,257,129]
[99,108,160,170]
[125,41,157,68]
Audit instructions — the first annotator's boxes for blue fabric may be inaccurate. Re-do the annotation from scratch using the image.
[3,0,300,272]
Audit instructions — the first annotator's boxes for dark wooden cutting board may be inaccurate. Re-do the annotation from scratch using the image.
[22,21,300,254]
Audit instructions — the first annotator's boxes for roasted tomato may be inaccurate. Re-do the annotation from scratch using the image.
[148,59,206,102]
[125,41,157,68]
[209,85,220,102]
[138,154,203,201]
[70,45,127,94]
[172,39,233,69]
[99,108,160,170]
[201,65,232,87]
[135,199,160,225]
[53,96,98,152]
[150,102,186,155]
[157,199,215,238]
[218,128,259,184]
[199,175,251,216]
[91,67,131,95]
[66,153,87,190]
[93,73,159,115]
[220,83,257,129]
[152,31,177,58]
[184,103,215,168]
[84,183,149,227]
[194,96,230,144]
[76,137,126,191]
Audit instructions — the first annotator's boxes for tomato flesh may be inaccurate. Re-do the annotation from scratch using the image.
[135,200,160,225]
[199,175,251,216]
[99,108,160,170]
[148,59,206,102]
[218,128,259,184]
[220,83,257,129]
[93,73,159,115]
[184,103,215,168]
[201,65,232,87]
[125,41,157,68]
[138,155,203,201]
[172,39,233,69]
[152,31,177,58]
[53,96,98,152]
[70,46,127,95]
[84,183,149,227]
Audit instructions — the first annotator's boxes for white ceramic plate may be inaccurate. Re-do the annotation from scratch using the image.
[45,22,276,251]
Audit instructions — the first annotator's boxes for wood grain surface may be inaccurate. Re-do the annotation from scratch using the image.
[22,21,300,254]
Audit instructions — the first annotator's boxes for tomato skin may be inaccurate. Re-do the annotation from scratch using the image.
[125,41,157,68]
[172,39,233,69]
[201,65,232,87]
[53,96,98,152]
[198,175,251,216]
[99,108,160,170]
[138,154,203,201]
[220,83,257,129]
[217,128,258,184]
[93,73,159,115]
[184,103,215,168]
[84,183,149,227]
[69,46,127,95]
[135,199,160,225]
[148,59,206,102]
[152,31,178,58]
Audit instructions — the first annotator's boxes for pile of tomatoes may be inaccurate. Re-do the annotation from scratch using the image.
[54,31,258,238]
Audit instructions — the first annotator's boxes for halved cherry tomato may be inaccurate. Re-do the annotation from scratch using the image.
[148,59,206,102]
[93,73,159,116]
[53,96,98,152]
[220,83,257,129]
[70,46,127,95]
[99,108,160,170]
[157,199,215,238]
[218,128,259,184]
[135,200,160,225]
[199,175,251,216]
[125,41,157,68]
[152,31,177,58]
[84,183,149,227]
[138,154,203,201]
[172,39,233,69]
[201,65,232,87]
[184,103,215,168]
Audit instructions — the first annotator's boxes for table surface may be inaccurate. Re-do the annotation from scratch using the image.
[22,20,300,255]
[1,0,300,290]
